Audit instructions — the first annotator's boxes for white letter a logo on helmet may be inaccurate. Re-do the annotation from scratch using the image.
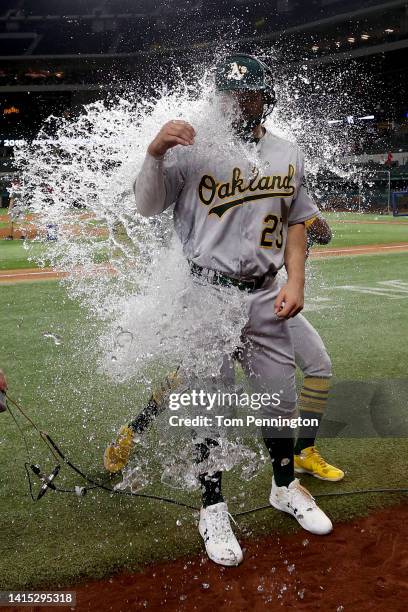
[227,62,248,80]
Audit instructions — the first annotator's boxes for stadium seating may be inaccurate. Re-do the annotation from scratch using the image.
[0,1,18,18]
[11,0,103,17]
[0,37,33,55]
[105,0,160,14]
[33,25,116,55]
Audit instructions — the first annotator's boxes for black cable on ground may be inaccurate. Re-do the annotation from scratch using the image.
[6,393,408,516]
[233,487,408,517]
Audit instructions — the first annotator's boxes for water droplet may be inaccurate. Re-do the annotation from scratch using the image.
[280,457,290,466]
[42,332,62,345]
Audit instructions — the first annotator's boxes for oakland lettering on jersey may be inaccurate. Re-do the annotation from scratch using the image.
[198,165,296,218]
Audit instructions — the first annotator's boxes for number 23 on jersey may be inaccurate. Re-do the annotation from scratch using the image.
[259,214,284,249]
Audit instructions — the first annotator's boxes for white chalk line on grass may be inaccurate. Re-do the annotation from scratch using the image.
[313,244,408,255]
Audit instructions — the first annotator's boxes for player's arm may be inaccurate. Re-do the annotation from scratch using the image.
[275,147,320,318]
[307,216,332,245]
[0,368,8,412]
[0,368,7,392]
[274,223,306,319]
[133,120,195,217]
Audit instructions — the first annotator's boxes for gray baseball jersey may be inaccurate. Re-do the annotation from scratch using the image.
[133,129,319,433]
[134,130,318,279]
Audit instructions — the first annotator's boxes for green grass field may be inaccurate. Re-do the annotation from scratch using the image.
[0,241,47,270]
[0,248,407,590]
[324,212,408,222]
[0,239,108,270]
[321,215,408,248]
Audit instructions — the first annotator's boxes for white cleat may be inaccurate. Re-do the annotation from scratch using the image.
[269,477,333,535]
[198,502,243,567]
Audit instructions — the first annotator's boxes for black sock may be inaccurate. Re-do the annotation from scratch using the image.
[194,438,224,508]
[199,471,224,508]
[262,428,295,488]
[294,436,316,454]
[129,399,161,434]
[294,409,323,454]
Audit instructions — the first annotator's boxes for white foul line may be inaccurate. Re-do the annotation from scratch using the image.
[314,244,408,255]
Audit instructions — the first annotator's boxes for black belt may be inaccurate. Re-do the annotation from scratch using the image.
[189,261,275,293]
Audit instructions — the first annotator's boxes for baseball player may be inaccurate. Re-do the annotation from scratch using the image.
[289,217,344,481]
[105,216,343,483]
[125,54,334,566]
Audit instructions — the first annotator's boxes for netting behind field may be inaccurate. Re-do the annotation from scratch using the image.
[317,172,392,213]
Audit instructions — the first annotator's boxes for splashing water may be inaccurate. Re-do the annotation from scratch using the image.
[159,438,266,491]
[11,53,366,490]
[42,332,63,346]
[14,62,357,375]
[100,237,248,382]
[14,70,255,383]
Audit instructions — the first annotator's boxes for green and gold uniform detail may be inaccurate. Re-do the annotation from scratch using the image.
[260,214,284,249]
[134,129,317,282]
[299,376,330,415]
[198,164,295,218]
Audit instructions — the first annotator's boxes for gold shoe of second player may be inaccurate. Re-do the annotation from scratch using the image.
[294,446,344,482]
[103,424,135,473]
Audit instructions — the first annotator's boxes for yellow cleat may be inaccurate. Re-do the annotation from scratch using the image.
[103,425,135,473]
[294,446,345,482]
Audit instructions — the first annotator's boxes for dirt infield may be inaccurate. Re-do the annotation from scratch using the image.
[17,502,402,612]
[0,226,108,240]
[0,264,116,283]
[0,268,67,282]
[0,227,38,240]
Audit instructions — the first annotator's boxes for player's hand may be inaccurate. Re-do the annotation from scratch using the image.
[274,281,304,319]
[148,120,196,159]
[0,369,7,392]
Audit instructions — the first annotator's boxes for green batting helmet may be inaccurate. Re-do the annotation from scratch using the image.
[215,53,277,117]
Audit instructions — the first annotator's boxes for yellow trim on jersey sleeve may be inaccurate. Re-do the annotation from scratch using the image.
[304,215,318,229]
